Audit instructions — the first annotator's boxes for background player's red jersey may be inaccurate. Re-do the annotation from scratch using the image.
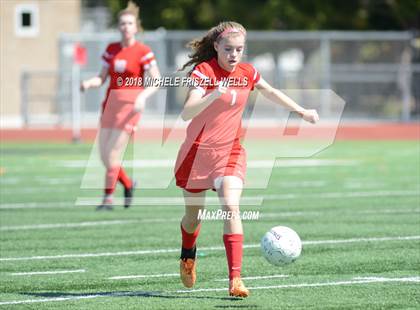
[101,41,156,105]
[100,41,156,132]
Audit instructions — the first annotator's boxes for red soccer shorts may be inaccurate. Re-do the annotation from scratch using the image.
[175,141,246,193]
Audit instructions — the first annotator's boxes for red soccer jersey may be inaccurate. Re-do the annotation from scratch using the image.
[175,58,260,191]
[186,57,261,147]
[101,41,156,105]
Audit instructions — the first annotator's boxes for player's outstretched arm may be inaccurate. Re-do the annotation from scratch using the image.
[255,77,319,124]
[80,66,109,92]
[134,64,161,112]
[181,84,225,121]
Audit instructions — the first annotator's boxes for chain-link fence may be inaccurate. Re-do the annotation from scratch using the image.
[21,30,420,126]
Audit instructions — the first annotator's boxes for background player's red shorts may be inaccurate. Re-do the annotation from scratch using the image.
[100,101,140,133]
[175,141,247,193]
[100,89,142,133]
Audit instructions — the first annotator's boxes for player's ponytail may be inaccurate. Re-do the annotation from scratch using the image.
[180,21,246,74]
[118,0,143,32]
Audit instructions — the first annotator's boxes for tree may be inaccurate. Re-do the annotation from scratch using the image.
[105,0,420,30]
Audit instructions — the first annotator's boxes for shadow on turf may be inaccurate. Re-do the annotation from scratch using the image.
[21,290,248,303]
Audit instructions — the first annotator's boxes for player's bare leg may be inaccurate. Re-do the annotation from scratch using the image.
[216,176,249,297]
[106,129,134,208]
[179,189,205,288]
[97,128,114,210]
[97,128,131,210]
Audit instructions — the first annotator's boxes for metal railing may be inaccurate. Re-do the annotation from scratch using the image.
[21,30,420,127]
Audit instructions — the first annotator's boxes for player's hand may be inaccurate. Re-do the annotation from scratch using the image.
[301,109,319,124]
[134,96,146,113]
[215,80,228,98]
[80,81,89,92]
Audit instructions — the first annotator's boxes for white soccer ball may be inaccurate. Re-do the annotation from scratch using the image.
[260,226,302,266]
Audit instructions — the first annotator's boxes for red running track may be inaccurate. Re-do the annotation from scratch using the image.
[0,123,419,142]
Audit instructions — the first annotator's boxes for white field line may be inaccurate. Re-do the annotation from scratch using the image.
[0,218,185,231]
[0,202,75,209]
[0,294,124,306]
[261,208,420,218]
[74,189,420,207]
[1,235,419,262]
[32,178,78,185]
[353,276,420,281]
[0,178,20,185]
[0,276,418,306]
[345,176,419,183]
[0,220,140,231]
[3,186,415,197]
[11,269,86,276]
[272,180,326,188]
[359,208,420,214]
[75,196,263,206]
[252,159,358,168]
[300,236,420,245]
[0,177,78,185]
[1,189,418,209]
[56,159,358,169]
[4,188,77,194]
[263,189,420,200]
[1,208,418,232]
[22,178,78,186]
[343,182,386,189]
[174,276,420,294]
[109,273,179,280]
[2,174,417,188]
[110,273,289,282]
[214,274,289,282]
[261,211,319,218]
[0,198,262,208]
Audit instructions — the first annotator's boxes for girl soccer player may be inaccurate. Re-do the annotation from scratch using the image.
[175,21,319,297]
[81,2,160,210]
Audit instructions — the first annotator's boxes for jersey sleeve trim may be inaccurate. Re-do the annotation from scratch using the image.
[103,51,112,59]
[190,63,212,95]
[251,65,261,90]
[140,52,155,63]
[253,66,260,83]
[101,46,114,66]
[143,59,157,71]
[191,69,209,80]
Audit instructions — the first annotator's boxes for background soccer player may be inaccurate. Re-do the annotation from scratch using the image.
[80,1,160,210]
[175,21,319,297]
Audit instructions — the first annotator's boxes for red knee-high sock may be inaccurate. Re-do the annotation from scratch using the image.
[118,166,132,189]
[223,234,243,280]
[105,166,120,195]
[181,223,201,249]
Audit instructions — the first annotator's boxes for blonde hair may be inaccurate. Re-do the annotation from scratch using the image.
[180,21,246,73]
[118,1,142,31]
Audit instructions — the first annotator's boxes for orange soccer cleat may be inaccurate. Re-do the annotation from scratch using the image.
[180,258,197,288]
[229,277,249,297]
